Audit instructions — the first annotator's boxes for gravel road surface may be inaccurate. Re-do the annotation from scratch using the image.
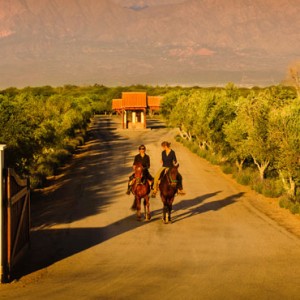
[1,116,300,300]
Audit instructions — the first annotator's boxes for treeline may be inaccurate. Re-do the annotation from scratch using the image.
[0,84,176,187]
[160,84,300,213]
[0,85,110,187]
[1,83,299,215]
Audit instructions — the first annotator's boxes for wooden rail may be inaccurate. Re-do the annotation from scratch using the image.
[3,168,30,282]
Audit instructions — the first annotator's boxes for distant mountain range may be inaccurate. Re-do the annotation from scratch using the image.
[1,0,300,88]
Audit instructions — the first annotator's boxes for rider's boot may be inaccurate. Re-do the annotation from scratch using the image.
[126,179,134,195]
[126,175,135,195]
[126,183,131,195]
[177,176,186,195]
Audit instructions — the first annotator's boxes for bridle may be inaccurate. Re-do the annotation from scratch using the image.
[134,164,143,184]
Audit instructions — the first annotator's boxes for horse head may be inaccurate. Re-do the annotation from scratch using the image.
[134,162,143,184]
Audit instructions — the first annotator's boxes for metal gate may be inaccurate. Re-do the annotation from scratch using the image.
[2,168,30,282]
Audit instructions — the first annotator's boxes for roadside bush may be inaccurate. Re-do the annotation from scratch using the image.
[290,203,300,214]
[221,162,234,174]
[64,136,84,153]
[189,142,200,154]
[261,179,284,198]
[279,196,300,215]
[233,168,254,186]
[279,196,292,209]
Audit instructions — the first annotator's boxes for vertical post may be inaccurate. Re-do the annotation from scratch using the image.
[132,111,136,124]
[143,109,147,128]
[141,111,145,124]
[0,145,6,283]
[123,110,127,129]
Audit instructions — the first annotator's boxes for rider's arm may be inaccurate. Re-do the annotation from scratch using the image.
[172,150,178,165]
[145,155,150,169]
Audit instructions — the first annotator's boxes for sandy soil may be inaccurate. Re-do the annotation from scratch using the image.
[1,115,300,300]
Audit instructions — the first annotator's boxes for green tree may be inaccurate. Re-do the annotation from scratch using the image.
[243,91,278,179]
[269,99,300,198]
[223,111,250,172]
[160,90,189,119]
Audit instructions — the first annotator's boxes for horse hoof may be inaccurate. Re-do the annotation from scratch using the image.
[162,218,168,224]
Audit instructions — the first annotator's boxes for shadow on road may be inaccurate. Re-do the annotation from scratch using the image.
[173,191,222,211]
[14,207,164,280]
[146,119,166,129]
[31,116,132,228]
[172,192,245,223]
[13,191,242,280]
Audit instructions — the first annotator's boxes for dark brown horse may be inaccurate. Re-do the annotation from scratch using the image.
[159,165,179,224]
[131,162,151,221]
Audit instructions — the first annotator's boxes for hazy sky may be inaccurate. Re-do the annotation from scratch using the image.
[0,0,299,88]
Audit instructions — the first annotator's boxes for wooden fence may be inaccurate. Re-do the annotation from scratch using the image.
[2,168,30,282]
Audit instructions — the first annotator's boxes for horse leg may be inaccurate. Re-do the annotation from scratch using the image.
[168,203,172,223]
[136,197,142,221]
[131,197,137,211]
[144,196,151,221]
[168,198,174,223]
[143,198,146,219]
[163,204,169,224]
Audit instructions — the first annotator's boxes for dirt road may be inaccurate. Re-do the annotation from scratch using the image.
[1,116,300,300]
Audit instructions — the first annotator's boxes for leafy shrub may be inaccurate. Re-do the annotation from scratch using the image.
[279,196,291,209]
[261,179,284,198]
[221,162,234,174]
[236,173,252,186]
[233,168,254,186]
[279,196,300,215]
[290,203,300,214]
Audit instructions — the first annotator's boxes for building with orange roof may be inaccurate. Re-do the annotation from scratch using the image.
[112,92,162,129]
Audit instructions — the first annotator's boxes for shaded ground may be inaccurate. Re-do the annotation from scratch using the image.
[1,116,300,300]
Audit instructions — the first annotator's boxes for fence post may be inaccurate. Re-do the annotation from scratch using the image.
[0,144,6,283]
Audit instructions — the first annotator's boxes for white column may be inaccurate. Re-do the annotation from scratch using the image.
[0,144,6,282]
[132,111,136,123]
[141,111,145,124]
[123,110,127,129]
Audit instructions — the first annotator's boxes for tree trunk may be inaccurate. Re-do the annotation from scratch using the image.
[178,127,188,140]
[279,170,296,198]
[252,157,269,180]
[235,158,245,173]
[289,176,296,198]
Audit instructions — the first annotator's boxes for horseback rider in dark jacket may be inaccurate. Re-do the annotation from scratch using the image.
[126,145,154,195]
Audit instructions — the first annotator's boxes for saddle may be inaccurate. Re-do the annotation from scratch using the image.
[159,168,169,180]
[160,168,178,188]
[130,176,147,186]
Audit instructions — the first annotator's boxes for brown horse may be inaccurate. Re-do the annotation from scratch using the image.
[131,162,151,221]
[159,165,179,224]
